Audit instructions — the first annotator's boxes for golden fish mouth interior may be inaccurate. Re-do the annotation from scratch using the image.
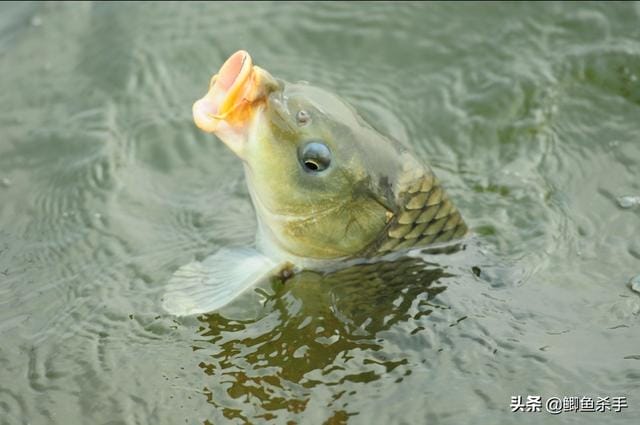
[192,50,279,137]
[193,50,252,127]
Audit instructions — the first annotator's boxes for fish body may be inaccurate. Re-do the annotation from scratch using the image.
[163,51,468,315]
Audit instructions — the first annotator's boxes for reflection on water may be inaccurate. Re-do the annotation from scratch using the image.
[197,255,452,422]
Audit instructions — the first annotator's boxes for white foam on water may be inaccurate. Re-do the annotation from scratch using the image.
[617,195,640,209]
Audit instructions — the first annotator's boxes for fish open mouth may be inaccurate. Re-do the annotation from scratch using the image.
[193,50,277,134]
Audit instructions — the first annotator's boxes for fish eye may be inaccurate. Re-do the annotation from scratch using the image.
[299,141,331,173]
[296,110,311,126]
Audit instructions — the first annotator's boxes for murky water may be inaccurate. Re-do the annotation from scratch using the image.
[1,2,639,424]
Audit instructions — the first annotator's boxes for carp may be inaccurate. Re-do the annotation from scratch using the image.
[163,51,468,315]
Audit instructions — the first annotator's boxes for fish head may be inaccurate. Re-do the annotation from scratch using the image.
[193,51,411,261]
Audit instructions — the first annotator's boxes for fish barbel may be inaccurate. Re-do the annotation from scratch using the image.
[163,51,468,315]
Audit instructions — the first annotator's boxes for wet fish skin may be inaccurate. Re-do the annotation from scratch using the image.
[245,80,468,263]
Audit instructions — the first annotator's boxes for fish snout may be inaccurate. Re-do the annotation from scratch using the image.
[193,51,278,156]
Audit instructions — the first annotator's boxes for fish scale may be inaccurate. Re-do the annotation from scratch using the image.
[364,168,468,257]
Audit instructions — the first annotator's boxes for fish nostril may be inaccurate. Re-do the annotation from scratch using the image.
[296,110,311,126]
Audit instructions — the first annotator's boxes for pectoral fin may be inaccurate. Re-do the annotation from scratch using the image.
[162,248,277,316]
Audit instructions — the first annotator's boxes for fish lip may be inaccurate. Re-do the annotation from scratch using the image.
[195,50,252,121]
[213,50,254,117]
[193,51,280,137]
[214,50,250,93]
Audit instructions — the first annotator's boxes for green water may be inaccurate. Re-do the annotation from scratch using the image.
[1,2,639,424]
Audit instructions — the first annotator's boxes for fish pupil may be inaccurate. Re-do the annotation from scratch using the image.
[304,160,319,171]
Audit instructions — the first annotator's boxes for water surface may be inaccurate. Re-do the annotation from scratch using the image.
[1,2,639,424]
